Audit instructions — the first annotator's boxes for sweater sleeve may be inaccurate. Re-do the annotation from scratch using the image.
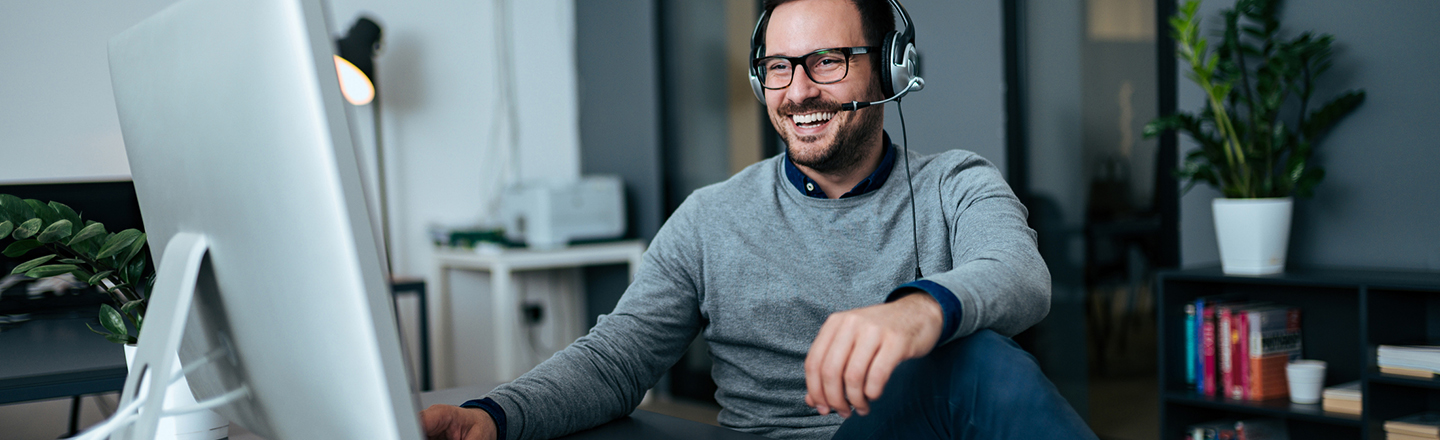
[915,152,1051,343]
[480,200,707,440]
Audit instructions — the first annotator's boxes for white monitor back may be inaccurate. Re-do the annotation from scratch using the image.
[107,0,420,438]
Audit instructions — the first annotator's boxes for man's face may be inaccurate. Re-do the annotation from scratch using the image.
[764,0,885,173]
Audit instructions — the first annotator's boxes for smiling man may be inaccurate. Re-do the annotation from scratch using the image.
[419,1,1095,439]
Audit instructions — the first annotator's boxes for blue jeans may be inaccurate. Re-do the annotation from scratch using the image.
[831,330,1097,440]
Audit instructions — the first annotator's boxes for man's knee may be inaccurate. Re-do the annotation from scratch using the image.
[938,330,1050,404]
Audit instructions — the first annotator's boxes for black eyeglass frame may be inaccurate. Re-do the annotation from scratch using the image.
[752,46,879,90]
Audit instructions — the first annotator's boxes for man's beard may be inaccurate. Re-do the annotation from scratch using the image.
[775,97,884,174]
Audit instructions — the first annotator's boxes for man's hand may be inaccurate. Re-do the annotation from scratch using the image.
[804,291,943,418]
[419,404,498,440]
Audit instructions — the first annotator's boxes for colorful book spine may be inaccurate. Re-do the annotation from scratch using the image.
[1219,304,1235,399]
[1196,297,1207,392]
[1246,307,1303,400]
[1235,308,1251,400]
[1186,302,1197,389]
[1202,304,1218,396]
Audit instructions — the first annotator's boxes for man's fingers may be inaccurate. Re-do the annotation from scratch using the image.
[844,329,882,416]
[820,322,858,417]
[805,320,839,413]
[864,340,907,401]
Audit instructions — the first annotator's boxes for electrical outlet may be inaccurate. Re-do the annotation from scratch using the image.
[522,302,544,325]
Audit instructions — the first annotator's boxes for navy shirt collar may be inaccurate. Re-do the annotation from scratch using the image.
[784,131,897,199]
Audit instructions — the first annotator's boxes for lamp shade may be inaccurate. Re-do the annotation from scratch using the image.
[335,55,374,105]
[335,16,382,106]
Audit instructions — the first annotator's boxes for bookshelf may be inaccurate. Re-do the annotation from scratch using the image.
[1158,266,1440,439]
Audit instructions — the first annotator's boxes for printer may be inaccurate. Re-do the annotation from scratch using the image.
[498,176,626,249]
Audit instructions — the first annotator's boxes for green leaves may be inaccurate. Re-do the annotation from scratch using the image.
[88,304,137,345]
[97,229,143,260]
[37,219,73,244]
[2,239,41,258]
[13,218,41,240]
[1150,0,1365,199]
[12,254,56,275]
[25,264,79,279]
[0,193,155,345]
[69,222,106,247]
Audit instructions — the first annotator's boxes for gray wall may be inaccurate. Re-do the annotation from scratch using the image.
[575,0,665,327]
[577,0,664,242]
[881,0,1007,172]
[1178,1,1440,271]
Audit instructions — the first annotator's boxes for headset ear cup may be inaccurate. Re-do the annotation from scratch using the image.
[892,42,917,94]
[878,31,897,98]
[750,73,766,105]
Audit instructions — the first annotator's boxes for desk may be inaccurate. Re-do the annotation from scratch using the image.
[431,241,646,384]
[0,312,127,405]
[230,385,763,440]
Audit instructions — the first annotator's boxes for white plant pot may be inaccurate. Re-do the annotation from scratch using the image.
[122,345,230,440]
[1212,197,1293,275]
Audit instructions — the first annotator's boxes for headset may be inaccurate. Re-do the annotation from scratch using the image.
[748,0,924,110]
[749,0,928,280]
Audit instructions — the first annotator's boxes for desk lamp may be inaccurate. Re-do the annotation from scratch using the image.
[334,17,392,275]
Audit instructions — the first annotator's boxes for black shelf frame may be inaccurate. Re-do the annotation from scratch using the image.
[1157,266,1440,440]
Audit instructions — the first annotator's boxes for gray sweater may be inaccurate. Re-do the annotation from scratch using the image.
[485,148,1051,440]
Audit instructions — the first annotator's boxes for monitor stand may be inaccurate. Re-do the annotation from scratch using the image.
[113,232,216,440]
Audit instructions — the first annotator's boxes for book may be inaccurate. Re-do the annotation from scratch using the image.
[1236,307,1250,400]
[1219,302,1268,400]
[1245,306,1302,401]
[1379,345,1440,375]
[1385,432,1439,440]
[1387,412,1440,437]
[1186,302,1198,389]
[1202,302,1218,396]
[1196,297,1209,393]
[1381,366,1437,378]
[1322,398,1361,415]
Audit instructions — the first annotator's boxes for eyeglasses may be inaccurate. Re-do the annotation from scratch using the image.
[753,46,877,90]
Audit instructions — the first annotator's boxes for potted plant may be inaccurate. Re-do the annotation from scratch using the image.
[1145,0,1365,275]
[0,194,228,439]
[0,193,152,341]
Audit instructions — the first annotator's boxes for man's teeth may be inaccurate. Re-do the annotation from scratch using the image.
[792,112,834,126]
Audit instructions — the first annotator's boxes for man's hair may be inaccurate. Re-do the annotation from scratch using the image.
[762,0,896,48]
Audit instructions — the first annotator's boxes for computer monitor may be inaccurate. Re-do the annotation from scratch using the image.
[106,0,421,438]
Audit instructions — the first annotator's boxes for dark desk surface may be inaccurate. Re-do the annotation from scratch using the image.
[0,312,128,405]
[231,385,765,440]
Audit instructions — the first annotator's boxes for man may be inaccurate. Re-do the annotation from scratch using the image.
[421,0,1095,439]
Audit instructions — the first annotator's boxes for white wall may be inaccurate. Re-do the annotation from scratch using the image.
[0,0,581,278]
[327,0,582,278]
[1,0,583,404]
[0,1,179,183]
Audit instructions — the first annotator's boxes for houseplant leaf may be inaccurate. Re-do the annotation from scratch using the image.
[36,219,73,244]
[68,221,106,248]
[96,229,143,260]
[87,271,113,285]
[121,299,144,330]
[2,239,42,258]
[25,199,59,226]
[125,254,148,289]
[0,194,34,225]
[0,220,11,238]
[49,201,82,228]
[26,264,79,279]
[12,254,56,275]
[85,323,133,344]
[119,232,147,267]
[98,304,128,340]
[13,218,42,240]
